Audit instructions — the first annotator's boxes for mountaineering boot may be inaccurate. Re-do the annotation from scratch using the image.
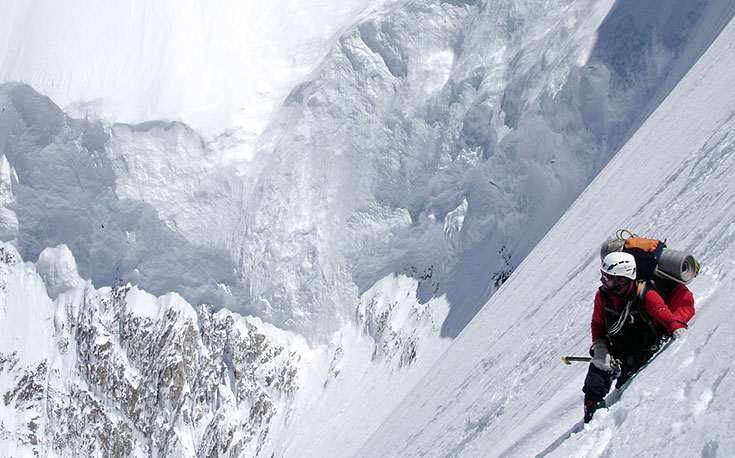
[584,397,605,423]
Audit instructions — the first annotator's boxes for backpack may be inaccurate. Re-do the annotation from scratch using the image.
[600,229,700,284]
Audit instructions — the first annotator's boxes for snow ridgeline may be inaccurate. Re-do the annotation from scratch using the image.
[0,241,451,457]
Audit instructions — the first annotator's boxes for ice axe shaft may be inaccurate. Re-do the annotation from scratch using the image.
[561,356,592,365]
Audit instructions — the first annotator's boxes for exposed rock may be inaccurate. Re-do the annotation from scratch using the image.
[0,249,300,457]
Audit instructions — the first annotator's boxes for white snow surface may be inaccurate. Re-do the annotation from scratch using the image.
[0,0,734,457]
[35,245,83,299]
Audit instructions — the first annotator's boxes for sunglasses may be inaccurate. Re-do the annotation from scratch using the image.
[600,272,616,282]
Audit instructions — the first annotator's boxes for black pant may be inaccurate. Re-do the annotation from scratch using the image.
[582,351,654,404]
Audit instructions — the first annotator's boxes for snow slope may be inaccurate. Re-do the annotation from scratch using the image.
[357,10,735,458]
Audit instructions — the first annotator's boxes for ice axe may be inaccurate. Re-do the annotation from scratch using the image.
[562,356,622,375]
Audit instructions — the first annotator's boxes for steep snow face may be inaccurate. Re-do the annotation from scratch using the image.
[0,0,396,145]
[229,0,731,338]
[357,9,735,457]
[230,0,610,337]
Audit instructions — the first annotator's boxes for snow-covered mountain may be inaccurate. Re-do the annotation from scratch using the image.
[1,0,734,457]
[4,0,728,340]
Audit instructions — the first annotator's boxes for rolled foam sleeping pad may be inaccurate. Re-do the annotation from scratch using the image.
[657,249,698,284]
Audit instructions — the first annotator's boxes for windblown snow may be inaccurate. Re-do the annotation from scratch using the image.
[1,0,734,457]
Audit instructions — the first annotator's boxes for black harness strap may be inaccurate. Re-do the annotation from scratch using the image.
[602,281,660,340]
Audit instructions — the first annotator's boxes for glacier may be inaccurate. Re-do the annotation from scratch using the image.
[1,0,735,456]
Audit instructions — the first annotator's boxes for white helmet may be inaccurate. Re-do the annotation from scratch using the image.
[601,252,637,280]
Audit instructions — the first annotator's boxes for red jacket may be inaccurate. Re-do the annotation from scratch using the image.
[591,282,692,342]
[667,283,696,324]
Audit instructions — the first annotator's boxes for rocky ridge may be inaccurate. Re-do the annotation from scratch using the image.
[0,243,300,457]
[0,241,447,457]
